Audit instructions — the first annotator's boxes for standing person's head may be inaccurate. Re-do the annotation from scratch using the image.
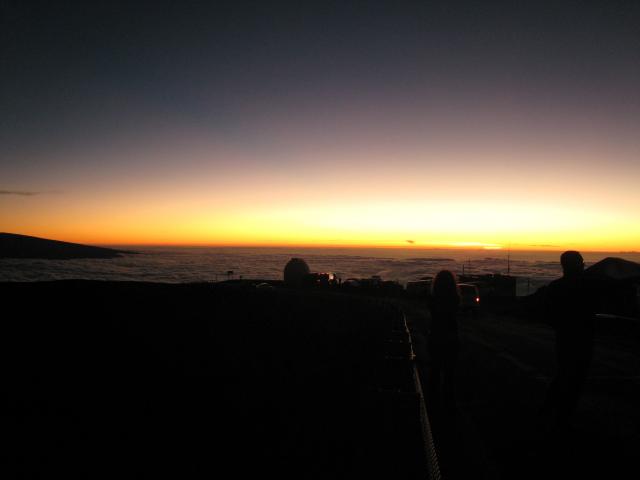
[431,269,460,300]
[560,250,584,277]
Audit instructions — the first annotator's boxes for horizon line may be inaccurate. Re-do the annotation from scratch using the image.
[3,232,636,254]
[94,242,637,254]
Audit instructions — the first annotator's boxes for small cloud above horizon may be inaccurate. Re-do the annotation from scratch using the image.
[405,240,415,244]
[0,190,61,196]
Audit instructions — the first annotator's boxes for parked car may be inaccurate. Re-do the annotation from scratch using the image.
[458,283,480,315]
[406,279,432,297]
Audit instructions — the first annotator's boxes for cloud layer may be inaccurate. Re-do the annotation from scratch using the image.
[0,190,41,196]
[0,190,60,196]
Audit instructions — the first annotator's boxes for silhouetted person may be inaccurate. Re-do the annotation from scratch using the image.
[427,270,461,413]
[543,251,600,428]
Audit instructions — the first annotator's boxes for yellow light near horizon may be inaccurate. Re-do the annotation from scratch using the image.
[2,112,640,251]
[3,156,639,251]
[449,242,504,249]
[4,193,639,251]
[3,204,638,250]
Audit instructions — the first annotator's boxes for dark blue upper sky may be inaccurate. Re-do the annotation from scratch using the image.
[3,0,639,159]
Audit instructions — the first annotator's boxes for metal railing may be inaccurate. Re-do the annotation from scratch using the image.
[400,311,442,480]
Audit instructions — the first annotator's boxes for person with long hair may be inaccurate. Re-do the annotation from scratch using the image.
[427,269,461,413]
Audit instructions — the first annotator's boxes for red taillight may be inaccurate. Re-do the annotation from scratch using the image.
[475,297,480,303]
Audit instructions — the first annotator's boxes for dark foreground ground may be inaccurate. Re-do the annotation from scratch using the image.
[2,281,427,479]
[3,281,638,479]
[404,300,640,479]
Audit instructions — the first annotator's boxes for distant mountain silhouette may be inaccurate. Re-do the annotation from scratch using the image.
[585,257,640,281]
[0,233,136,259]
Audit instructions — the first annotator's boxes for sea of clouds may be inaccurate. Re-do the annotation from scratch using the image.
[2,247,638,296]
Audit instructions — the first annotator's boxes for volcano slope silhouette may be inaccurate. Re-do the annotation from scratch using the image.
[0,233,134,259]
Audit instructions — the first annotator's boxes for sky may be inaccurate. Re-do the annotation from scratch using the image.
[2,0,639,250]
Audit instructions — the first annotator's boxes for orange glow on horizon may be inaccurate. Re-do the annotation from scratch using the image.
[2,137,639,253]
[3,189,639,252]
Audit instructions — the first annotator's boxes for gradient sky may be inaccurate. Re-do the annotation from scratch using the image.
[2,1,639,250]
